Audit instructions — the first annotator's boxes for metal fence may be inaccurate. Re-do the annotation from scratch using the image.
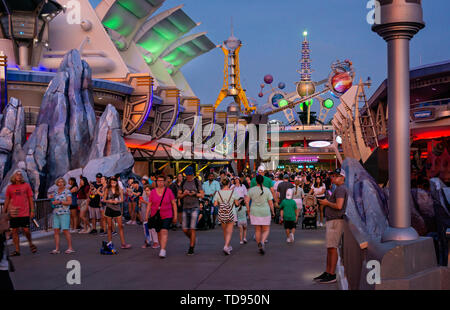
[0,199,53,232]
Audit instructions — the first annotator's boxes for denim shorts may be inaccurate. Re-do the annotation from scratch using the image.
[182,208,199,230]
[53,214,70,230]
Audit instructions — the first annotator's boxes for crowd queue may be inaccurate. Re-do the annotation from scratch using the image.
[1,165,349,289]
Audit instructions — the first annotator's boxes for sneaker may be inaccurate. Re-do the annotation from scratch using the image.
[313,272,329,282]
[290,233,295,242]
[126,220,133,225]
[286,237,292,243]
[258,242,265,255]
[223,246,231,255]
[240,241,244,245]
[159,249,166,258]
[89,229,98,235]
[152,242,160,249]
[112,231,118,236]
[243,238,248,244]
[187,247,195,256]
[319,222,324,227]
[319,273,337,284]
[131,221,137,225]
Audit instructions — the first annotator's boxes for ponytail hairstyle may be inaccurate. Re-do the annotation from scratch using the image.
[256,174,264,196]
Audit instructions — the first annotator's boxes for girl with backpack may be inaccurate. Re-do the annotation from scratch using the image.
[213,178,240,255]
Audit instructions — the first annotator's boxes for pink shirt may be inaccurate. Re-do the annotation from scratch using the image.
[149,188,175,219]
[6,183,33,217]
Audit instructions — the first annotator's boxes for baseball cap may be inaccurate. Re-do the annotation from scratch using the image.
[96,173,103,178]
[283,174,289,179]
[185,166,194,176]
[334,168,346,178]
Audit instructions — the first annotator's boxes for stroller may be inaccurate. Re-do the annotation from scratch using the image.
[302,194,318,229]
[197,196,213,230]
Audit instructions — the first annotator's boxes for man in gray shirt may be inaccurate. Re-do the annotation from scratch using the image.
[178,167,204,256]
[314,168,349,284]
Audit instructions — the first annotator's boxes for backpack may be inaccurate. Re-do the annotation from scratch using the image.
[217,190,235,224]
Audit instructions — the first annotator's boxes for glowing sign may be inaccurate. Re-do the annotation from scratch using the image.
[308,141,331,148]
[290,156,319,163]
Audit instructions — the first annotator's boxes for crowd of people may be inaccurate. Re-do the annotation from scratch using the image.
[1,164,350,289]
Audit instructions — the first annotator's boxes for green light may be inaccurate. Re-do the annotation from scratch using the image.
[115,40,125,50]
[305,99,313,107]
[323,98,334,109]
[303,30,308,37]
[143,55,152,64]
[278,99,288,108]
[167,68,173,75]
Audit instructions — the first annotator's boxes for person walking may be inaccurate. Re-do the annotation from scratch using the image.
[276,174,294,223]
[202,173,221,228]
[3,170,37,256]
[145,176,177,258]
[77,177,91,233]
[214,179,240,255]
[279,189,299,244]
[314,168,349,284]
[247,175,275,255]
[171,173,184,229]
[48,178,75,254]
[103,178,131,251]
[178,167,204,256]
[0,213,14,290]
[311,176,326,227]
[68,178,79,233]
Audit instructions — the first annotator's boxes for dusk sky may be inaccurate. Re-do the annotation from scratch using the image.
[90,0,450,123]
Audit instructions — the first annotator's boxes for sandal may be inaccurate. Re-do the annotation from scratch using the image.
[121,244,131,249]
[30,244,37,254]
[65,249,76,254]
[50,249,61,254]
[10,251,20,257]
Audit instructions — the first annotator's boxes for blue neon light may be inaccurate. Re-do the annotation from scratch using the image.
[167,96,181,135]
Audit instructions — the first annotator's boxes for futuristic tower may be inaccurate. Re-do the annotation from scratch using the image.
[214,29,255,114]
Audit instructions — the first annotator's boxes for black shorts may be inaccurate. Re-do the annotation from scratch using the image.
[10,217,30,229]
[105,207,121,218]
[284,220,296,230]
[69,205,78,210]
[149,217,172,233]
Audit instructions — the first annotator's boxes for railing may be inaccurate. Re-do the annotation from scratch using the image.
[0,199,53,232]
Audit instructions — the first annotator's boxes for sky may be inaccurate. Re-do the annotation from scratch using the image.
[89,0,450,123]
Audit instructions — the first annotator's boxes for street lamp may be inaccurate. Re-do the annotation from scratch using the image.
[372,0,425,242]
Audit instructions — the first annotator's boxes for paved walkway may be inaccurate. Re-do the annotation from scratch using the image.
[9,223,337,290]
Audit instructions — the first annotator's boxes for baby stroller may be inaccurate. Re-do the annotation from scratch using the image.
[302,194,318,229]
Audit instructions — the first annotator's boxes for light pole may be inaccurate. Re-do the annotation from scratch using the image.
[372,0,425,242]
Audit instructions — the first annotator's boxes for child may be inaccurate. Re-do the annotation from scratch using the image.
[0,213,14,290]
[236,198,248,244]
[279,189,299,243]
[140,185,159,249]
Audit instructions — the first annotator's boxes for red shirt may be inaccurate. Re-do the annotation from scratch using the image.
[149,188,175,219]
[6,183,33,217]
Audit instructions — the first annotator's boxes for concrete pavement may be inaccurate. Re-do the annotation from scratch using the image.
[8,223,337,290]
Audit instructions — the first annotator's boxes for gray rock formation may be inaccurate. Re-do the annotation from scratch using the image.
[342,158,389,241]
[0,97,26,183]
[36,49,97,186]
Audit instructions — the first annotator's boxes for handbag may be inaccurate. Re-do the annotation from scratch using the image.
[149,188,167,230]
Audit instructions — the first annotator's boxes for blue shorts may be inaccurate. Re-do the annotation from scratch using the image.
[182,208,199,230]
[53,214,70,230]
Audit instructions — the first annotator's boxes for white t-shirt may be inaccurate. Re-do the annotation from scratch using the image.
[312,184,326,197]
[231,185,248,199]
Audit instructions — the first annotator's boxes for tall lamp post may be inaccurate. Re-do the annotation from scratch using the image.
[372,0,425,242]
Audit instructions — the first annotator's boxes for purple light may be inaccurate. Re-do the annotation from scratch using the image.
[290,156,319,163]
[137,85,153,131]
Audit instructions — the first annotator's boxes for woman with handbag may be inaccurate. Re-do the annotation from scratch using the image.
[213,178,240,255]
[145,175,177,258]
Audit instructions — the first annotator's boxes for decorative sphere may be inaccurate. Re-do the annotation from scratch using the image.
[278,82,286,90]
[225,35,241,50]
[264,75,274,84]
[260,84,265,88]
[323,98,334,109]
[271,93,284,107]
[278,99,289,108]
[331,72,353,94]
[258,92,264,98]
[296,81,316,97]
